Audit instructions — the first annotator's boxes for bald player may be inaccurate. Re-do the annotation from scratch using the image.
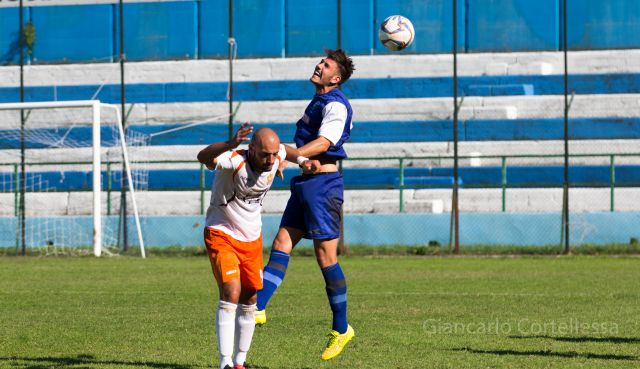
[197,124,299,369]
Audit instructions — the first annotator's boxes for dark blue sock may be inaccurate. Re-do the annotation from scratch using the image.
[321,263,348,334]
[257,250,290,311]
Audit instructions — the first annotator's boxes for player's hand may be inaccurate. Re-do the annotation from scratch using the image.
[276,160,288,179]
[229,122,253,148]
[301,159,321,174]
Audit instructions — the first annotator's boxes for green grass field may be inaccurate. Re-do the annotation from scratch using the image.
[1,255,639,369]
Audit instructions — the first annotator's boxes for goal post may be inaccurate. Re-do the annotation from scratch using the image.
[0,100,146,257]
[101,102,146,258]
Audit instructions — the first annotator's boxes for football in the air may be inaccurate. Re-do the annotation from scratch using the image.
[379,15,415,51]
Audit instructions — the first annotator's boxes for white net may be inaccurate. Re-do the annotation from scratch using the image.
[0,103,149,256]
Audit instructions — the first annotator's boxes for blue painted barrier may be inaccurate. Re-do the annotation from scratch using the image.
[140,117,640,143]
[339,0,375,55]
[373,0,466,54]
[1,212,638,247]
[1,165,638,192]
[200,0,285,58]
[0,7,30,65]
[114,1,198,61]
[566,0,640,50]
[198,0,228,58]
[3,117,640,150]
[467,0,559,52]
[2,73,639,104]
[31,5,113,63]
[2,0,640,64]
[285,0,337,56]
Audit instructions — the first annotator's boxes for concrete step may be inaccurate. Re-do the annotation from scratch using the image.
[2,140,640,168]
[372,199,445,214]
[3,50,640,87]
[1,94,638,128]
[104,94,640,125]
[2,188,639,217]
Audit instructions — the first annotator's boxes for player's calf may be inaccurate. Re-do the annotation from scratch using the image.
[256,249,291,314]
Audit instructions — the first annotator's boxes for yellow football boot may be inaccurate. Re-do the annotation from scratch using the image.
[321,325,355,360]
[254,309,267,326]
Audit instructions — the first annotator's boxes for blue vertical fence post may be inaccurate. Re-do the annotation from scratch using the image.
[610,154,615,212]
[399,158,405,213]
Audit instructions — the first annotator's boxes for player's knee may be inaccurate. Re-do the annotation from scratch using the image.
[220,293,240,304]
[272,234,293,253]
[239,289,258,305]
[314,249,336,267]
[219,282,241,304]
[315,253,338,268]
[314,241,338,267]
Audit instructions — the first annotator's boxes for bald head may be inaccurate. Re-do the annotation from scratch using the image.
[248,128,281,173]
[251,128,280,149]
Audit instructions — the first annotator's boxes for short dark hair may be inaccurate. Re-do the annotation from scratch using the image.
[326,48,355,85]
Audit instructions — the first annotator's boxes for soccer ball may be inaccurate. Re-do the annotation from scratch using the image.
[378,15,415,51]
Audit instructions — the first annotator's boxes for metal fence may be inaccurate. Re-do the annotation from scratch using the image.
[1,151,639,252]
[2,1,640,254]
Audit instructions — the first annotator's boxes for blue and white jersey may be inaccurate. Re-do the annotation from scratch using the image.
[294,88,353,160]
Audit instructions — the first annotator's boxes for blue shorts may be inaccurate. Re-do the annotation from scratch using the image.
[280,172,343,240]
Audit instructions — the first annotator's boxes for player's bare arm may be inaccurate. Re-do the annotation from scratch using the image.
[284,144,303,163]
[197,123,253,169]
[297,136,334,173]
[297,136,331,158]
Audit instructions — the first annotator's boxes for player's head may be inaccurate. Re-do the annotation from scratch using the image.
[310,48,355,88]
[248,128,280,173]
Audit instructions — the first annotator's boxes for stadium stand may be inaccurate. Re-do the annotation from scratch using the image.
[2,0,640,248]
[1,49,640,216]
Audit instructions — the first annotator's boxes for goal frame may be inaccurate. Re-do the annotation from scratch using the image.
[0,100,146,258]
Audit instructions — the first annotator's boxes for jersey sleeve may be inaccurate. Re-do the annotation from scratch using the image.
[318,101,348,145]
[277,144,287,162]
[213,150,234,171]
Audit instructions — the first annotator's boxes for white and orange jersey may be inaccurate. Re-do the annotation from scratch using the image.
[205,144,286,242]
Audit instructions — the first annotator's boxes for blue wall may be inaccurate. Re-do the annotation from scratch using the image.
[31,5,113,63]
[1,164,638,192]
[2,72,639,103]
[0,8,30,65]
[114,2,198,61]
[566,0,640,50]
[467,0,559,52]
[3,117,640,149]
[1,0,639,64]
[1,213,638,247]
[376,0,466,54]
[286,0,337,56]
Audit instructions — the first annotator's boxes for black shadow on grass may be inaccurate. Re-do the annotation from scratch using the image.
[0,356,312,369]
[247,363,311,369]
[0,354,193,369]
[509,335,640,344]
[450,347,638,361]
[247,366,312,369]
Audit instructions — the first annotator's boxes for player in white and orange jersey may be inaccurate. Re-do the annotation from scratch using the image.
[197,123,298,369]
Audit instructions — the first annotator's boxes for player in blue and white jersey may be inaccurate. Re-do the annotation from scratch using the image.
[256,49,356,360]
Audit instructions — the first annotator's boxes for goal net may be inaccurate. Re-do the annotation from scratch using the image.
[0,100,147,257]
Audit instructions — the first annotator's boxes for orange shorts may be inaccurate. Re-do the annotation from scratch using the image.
[204,227,263,290]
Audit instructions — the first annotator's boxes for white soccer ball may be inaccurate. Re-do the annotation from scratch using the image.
[379,15,415,51]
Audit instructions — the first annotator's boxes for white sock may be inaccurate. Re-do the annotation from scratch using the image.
[234,303,257,366]
[216,300,237,369]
